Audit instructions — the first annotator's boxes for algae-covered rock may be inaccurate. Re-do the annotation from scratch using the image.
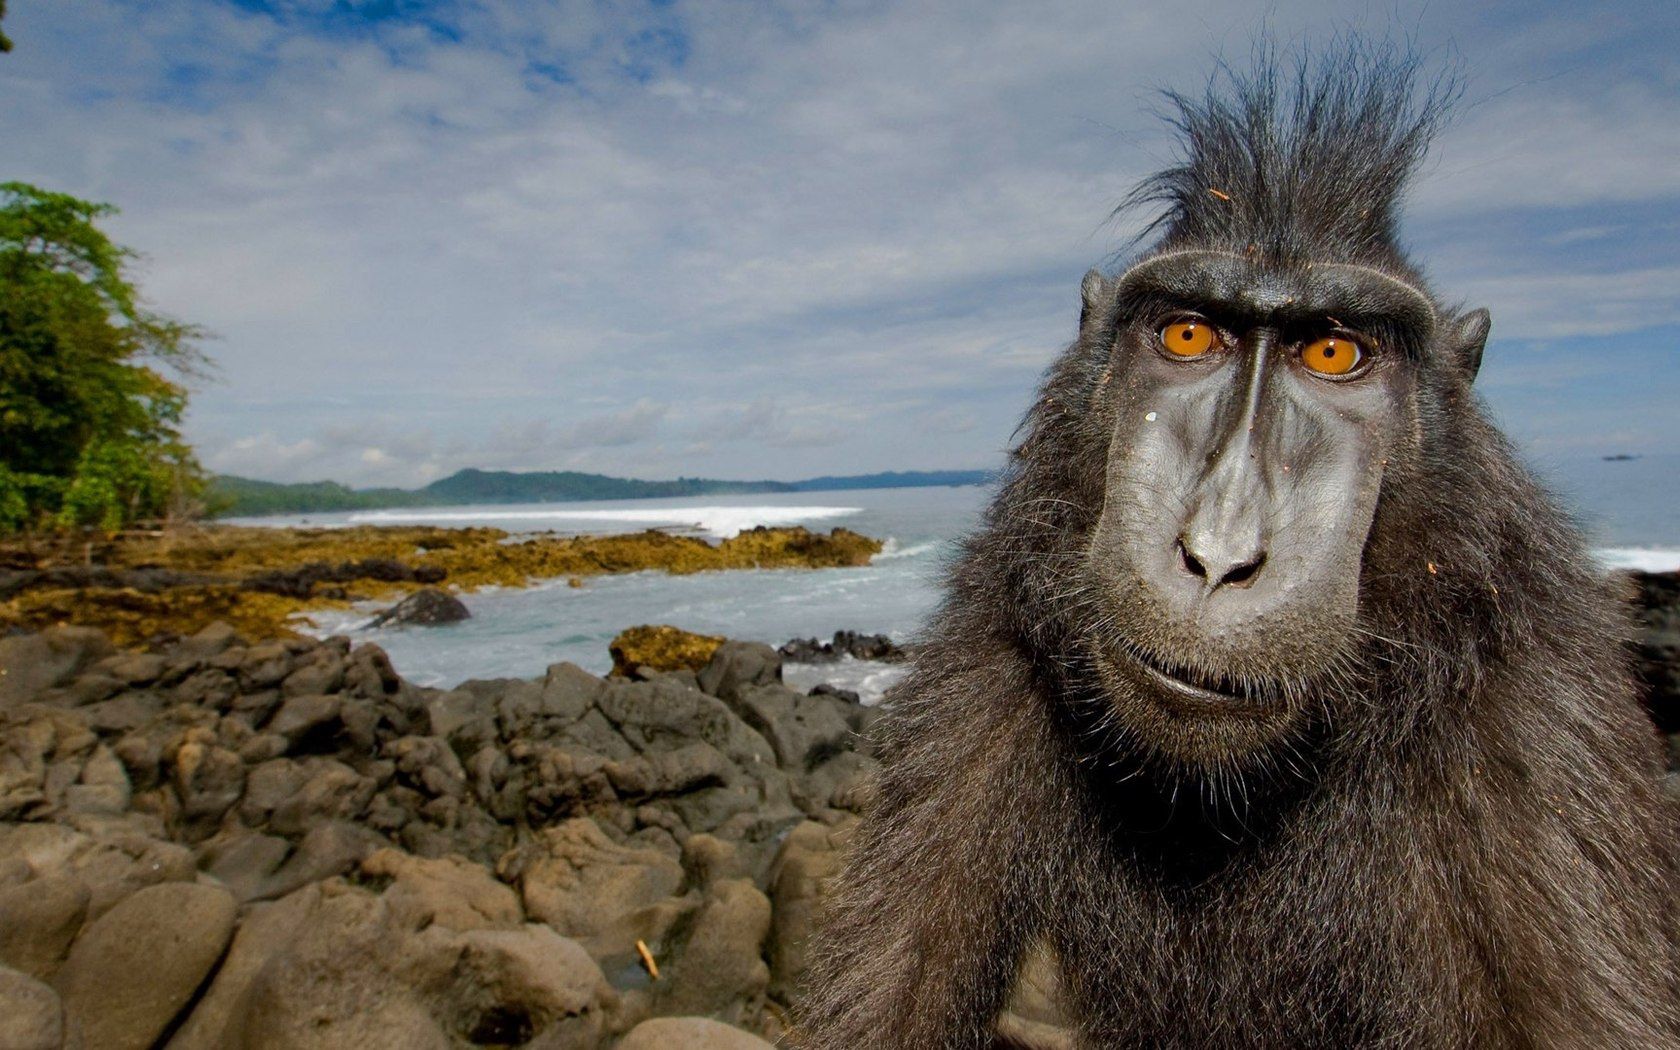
[611,625,728,677]
[1,524,882,645]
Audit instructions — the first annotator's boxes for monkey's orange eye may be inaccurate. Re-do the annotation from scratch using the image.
[1160,321,1216,358]
[1301,336,1363,376]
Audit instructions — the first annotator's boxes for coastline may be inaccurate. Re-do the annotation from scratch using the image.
[0,524,882,647]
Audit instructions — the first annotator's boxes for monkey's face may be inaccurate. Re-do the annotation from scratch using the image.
[1079,250,1452,764]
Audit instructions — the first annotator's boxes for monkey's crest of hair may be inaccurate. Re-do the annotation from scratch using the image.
[1125,45,1455,268]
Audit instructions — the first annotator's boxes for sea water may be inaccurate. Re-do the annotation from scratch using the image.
[236,453,1678,698]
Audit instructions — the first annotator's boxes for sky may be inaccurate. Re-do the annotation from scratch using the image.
[2,0,1678,488]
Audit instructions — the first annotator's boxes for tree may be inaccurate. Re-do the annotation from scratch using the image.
[0,182,208,531]
[0,0,13,54]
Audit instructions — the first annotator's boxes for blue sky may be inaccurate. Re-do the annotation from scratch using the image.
[2,0,1677,487]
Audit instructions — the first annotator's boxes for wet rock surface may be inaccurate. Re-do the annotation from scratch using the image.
[777,629,907,664]
[368,587,471,628]
[0,620,883,1047]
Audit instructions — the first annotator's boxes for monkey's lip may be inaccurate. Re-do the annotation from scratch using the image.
[1109,642,1280,717]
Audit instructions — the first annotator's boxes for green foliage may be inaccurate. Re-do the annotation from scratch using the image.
[0,181,208,532]
[0,0,12,54]
[205,476,426,517]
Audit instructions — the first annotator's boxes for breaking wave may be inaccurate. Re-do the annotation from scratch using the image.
[345,504,862,538]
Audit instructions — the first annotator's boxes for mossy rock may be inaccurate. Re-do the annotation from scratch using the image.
[610,625,727,677]
[0,525,883,647]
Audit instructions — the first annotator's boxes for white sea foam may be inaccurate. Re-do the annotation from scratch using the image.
[874,539,939,561]
[782,658,909,706]
[344,504,861,538]
[1594,547,1680,573]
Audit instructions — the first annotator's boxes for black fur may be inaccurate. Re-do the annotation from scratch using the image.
[798,48,1680,1050]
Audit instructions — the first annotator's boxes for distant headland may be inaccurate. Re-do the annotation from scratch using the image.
[209,467,996,517]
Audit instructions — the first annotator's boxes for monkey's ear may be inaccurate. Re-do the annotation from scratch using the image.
[1080,269,1112,330]
[1446,308,1491,383]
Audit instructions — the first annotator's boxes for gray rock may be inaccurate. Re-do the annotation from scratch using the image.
[0,874,90,981]
[449,925,611,1048]
[55,881,238,1050]
[80,690,166,734]
[169,622,240,663]
[360,848,522,932]
[369,587,470,628]
[266,692,342,744]
[236,642,295,690]
[507,817,694,982]
[228,887,454,1050]
[0,966,63,1050]
[0,627,115,708]
[63,832,197,919]
[615,1017,774,1050]
[228,884,611,1050]
[171,739,246,832]
[91,652,167,687]
[653,878,772,1025]
[725,684,854,774]
[697,642,782,703]
[765,820,849,1004]
[200,831,292,902]
[164,884,322,1050]
[250,821,381,901]
[265,758,377,837]
[280,655,345,697]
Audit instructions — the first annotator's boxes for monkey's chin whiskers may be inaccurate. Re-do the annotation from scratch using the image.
[1105,640,1286,719]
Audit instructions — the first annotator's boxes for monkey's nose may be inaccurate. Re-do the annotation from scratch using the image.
[1176,535,1267,592]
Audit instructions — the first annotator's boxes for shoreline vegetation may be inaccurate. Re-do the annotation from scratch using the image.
[0,524,883,647]
[207,468,994,519]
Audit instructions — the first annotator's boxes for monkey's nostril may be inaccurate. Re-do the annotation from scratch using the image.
[1219,553,1266,589]
[1176,539,1207,580]
[1177,537,1265,591]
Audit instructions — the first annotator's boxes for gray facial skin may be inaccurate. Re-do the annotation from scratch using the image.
[1083,250,1451,762]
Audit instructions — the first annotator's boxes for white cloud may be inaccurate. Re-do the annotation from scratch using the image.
[3,0,1676,485]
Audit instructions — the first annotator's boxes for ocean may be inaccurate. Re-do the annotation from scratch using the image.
[237,452,1678,698]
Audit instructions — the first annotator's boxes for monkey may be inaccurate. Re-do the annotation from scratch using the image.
[796,47,1680,1050]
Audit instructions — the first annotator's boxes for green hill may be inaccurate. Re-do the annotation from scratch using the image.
[207,467,994,518]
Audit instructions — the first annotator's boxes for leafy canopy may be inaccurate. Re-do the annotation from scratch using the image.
[0,181,208,531]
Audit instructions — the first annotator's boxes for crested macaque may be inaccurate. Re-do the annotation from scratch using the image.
[797,52,1680,1049]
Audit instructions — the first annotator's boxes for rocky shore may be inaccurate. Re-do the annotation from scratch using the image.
[0,620,898,1049]
[0,525,882,647]
[0,558,1674,1049]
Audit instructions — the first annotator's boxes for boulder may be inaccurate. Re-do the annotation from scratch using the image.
[610,625,726,678]
[55,882,238,1050]
[0,873,91,981]
[0,626,115,708]
[504,818,693,983]
[165,883,324,1050]
[615,1017,775,1050]
[361,848,523,932]
[778,629,906,664]
[653,878,772,1025]
[0,966,63,1050]
[449,925,612,1048]
[765,819,850,1003]
[723,684,854,774]
[228,886,453,1050]
[369,587,471,628]
[697,642,782,702]
[229,884,612,1050]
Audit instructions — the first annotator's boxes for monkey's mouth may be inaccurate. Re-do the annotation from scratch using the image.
[1111,641,1281,715]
